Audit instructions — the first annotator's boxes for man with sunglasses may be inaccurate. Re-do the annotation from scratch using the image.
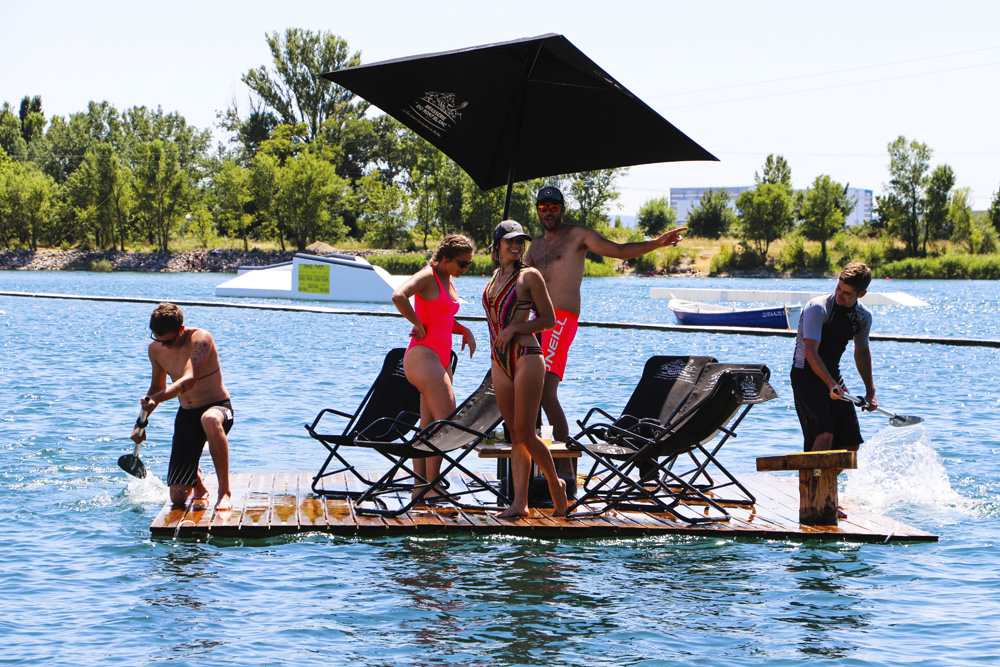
[524,186,686,475]
[132,302,233,511]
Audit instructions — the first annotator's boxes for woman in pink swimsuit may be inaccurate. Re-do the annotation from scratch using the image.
[392,234,477,500]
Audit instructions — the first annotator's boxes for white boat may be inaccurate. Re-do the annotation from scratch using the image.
[650,287,928,307]
[215,253,405,303]
[668,298,802,329]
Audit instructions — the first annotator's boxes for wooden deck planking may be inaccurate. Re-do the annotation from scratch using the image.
[150,471,937,542]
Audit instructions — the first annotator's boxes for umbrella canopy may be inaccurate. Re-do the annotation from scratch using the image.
[324,34,717,216]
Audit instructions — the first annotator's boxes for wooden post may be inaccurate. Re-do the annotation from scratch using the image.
[756,450,858,526]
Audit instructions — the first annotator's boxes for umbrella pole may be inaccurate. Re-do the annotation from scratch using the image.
[502,167,515,220]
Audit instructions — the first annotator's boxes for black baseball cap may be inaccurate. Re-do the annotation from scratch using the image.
[492,220,532,245]
[536,186,564,204]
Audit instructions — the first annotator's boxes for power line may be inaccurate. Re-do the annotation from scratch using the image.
[649,45,1000,99]
[655,59,1000,111]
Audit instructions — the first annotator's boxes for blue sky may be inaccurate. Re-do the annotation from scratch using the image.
[4,0,999,214]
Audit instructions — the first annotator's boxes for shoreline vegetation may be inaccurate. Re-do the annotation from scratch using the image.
[4,243,999,279]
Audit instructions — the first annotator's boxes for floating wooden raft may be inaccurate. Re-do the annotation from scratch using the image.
[150,472,937,543]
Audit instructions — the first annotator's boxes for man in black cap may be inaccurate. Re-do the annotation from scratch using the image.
[524,185,686,475]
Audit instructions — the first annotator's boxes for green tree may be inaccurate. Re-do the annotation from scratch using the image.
[0,149,18,246]
[462,182,507,249]
[218,97,277,161]
[132,139,188,251]
[257,122,311,166]
[987,185,1000,235]
[18,95,45,145]
[358,175,412,248]
[241,29,366,141]
[735,183,794,257]
[0,105,28,159]
[186,208,218,248]
[948,187,975,253]
[884,135,931,257]
[923,164,955,251]
[123,106,211,177]
[248,152,282,249]
[3,161,56,250]
[568,169,623,228]
[68,142,133,250]
[801,175,855,266]
[755,154,792,189]
[686,188,736,238]
[42,101,125,184]
[214,160,253,250]
[635,196,677,237]
[275,151,349,250]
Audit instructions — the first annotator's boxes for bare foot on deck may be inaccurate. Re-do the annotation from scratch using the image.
[495,505,530,519]
[215,493,232,512]
[193,468,210,501]
[551,478,570,518]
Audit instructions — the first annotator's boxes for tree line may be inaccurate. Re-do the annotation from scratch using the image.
[3,28,1000,274]
[0,30,625,255]
[647,148,1000,274]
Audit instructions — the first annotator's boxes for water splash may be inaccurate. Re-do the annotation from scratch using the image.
[123,473,168,505]
[844,425,964,513]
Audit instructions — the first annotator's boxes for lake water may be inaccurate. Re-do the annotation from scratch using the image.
[2,271,998,666]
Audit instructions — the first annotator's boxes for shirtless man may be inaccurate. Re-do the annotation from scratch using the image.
[131,302,234,510]
[523,186,686,474]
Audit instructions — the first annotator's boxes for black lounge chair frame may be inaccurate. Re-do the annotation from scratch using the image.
[568,364,777,523]
[349,370,508,517]
[305,348,453,498]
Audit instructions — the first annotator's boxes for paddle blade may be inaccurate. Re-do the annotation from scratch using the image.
[118,454,147,478]
[889,415,924,428]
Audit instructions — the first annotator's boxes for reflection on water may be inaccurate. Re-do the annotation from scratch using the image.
[780,546,874,660]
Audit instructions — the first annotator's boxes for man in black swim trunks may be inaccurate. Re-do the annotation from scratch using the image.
[790,262,879,452]
[131,303,234,510]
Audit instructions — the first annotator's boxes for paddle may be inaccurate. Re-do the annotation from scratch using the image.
[118,408,148,478]
[841,394,923,427]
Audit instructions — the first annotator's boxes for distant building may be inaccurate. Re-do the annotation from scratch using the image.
[669,186,873,226]
[669,187,751,224]
[843,187,873,226]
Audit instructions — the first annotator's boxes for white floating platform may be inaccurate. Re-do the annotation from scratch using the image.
[215,253,405,304]
[650,287,927,307]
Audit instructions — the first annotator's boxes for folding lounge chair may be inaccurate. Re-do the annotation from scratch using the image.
[662,363,777,504]
[568,366,776,523]
[572,355,717,495]
[349,370,506,517]
[304,348,454,498]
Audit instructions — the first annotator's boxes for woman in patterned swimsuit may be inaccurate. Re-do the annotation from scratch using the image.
[483,220,569,518]
[392,234,477,500]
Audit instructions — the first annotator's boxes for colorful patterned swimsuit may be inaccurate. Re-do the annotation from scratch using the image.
[482,268,542,379]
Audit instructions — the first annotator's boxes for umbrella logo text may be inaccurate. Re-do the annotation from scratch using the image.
[405,91,468,137]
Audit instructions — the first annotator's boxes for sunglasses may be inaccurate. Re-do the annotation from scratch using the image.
[454,259,473,269]
[150,331,179,345]
[537,203,562,212]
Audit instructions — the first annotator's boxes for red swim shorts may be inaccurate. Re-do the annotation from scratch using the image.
[539,309,579,380]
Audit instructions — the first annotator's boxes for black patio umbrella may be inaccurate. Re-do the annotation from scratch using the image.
[323,33,717,218]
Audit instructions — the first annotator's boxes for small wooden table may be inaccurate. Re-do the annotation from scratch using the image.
[477,441,581,505]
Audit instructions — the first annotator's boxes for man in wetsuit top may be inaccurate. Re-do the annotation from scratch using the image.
[523,186,686,475]
[131,302,234,510]
[790,262,879,452]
